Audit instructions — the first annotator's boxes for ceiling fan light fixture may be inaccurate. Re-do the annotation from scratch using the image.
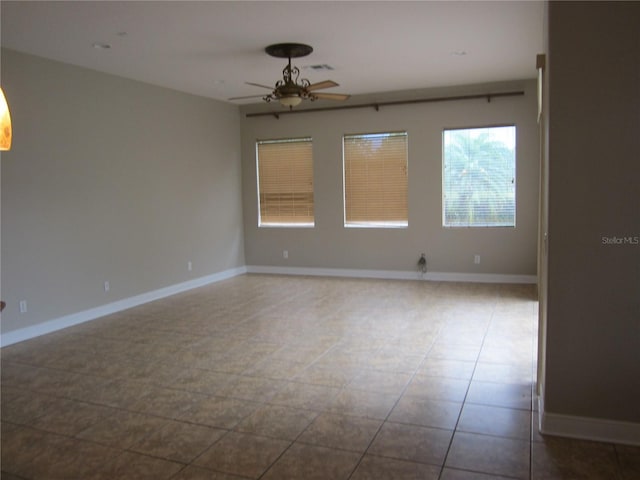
[279,95,303,108]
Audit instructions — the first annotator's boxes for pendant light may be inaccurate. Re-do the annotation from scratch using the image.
[1,87,13,151]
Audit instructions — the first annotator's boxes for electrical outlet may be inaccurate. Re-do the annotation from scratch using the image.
[104,281,110,292]
[188,261,193,271]
[474,254,481,264]
[283,250,288,259]
[19,300,27,313]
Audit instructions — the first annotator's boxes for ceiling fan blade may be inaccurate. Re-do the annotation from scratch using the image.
[307,80,339,91]
[246,82,274,90]
[312,92,350,101]
[228,94,266,100]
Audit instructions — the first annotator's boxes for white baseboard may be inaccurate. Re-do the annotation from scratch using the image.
[246,265,536,284]
[539,396,640,446]
[1,265,534,348]
[0,266,247,347]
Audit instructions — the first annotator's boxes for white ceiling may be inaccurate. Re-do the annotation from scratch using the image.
[1,1,544,105]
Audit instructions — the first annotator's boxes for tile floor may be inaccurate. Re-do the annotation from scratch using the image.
[1,274,638,479]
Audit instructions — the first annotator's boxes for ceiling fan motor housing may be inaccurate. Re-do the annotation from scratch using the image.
[265,43,313,59]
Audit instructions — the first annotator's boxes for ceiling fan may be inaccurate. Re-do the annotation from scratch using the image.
[229,43,350,108]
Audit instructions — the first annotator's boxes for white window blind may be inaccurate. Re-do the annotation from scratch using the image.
[443,126,516,227]
[343,132,408,227]
[256,137,314,226]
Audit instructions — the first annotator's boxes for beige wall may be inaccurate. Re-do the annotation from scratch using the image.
[544,2,640,423]
[240,81,540,276]
[1,49,244,335]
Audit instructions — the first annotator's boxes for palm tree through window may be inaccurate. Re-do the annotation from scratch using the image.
[443,126,516,227]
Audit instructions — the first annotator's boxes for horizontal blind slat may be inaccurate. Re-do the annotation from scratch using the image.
[257,138,314,225]
[344,132,408,225]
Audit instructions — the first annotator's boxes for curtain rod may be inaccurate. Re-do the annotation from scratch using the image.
[245,90,525,119]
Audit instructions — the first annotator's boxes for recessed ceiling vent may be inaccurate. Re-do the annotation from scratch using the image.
[305,64,335,71]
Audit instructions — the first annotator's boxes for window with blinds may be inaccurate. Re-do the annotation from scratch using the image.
[343,132,408,227]
[256,137,314,226]
[443,126,516,227]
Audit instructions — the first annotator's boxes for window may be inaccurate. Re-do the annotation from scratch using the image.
[443,126,516,227]
[256,137,314,226]
[343,132,408,227]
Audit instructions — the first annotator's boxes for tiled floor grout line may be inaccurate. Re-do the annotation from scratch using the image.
[1,417,196,479]
[529,299,538,480]
[8,278,631,480]
[253,298,359,480]
[436,296,502,480]
[343,325,442,479]
[5,292,499,479]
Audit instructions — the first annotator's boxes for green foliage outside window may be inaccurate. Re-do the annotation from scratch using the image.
[443,126,516,227]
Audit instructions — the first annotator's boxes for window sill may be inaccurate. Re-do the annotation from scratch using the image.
[259,223,315,228]
[344,223,408,229]
[443,224,516,228]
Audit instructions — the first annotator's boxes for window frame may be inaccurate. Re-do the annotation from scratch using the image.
[342,131,409,229]
[255,136,315,228]
[442,124,517,228]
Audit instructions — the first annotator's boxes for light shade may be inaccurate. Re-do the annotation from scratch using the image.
[0,87,12,151]
[279,95,302,108]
